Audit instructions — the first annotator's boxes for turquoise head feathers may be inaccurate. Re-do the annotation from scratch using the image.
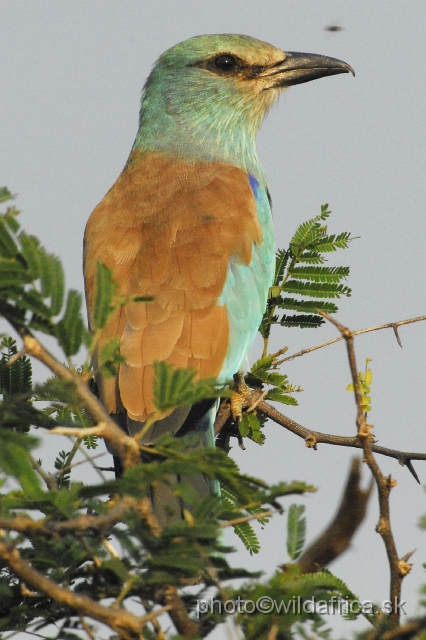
[133,34,353,180]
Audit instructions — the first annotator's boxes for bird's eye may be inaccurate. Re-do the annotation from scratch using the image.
[213,55,237,73]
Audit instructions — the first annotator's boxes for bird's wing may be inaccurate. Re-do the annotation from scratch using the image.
[216,174,275,381]
[84,149,263,422]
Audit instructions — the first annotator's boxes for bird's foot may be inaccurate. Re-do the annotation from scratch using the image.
[231,371,252,450]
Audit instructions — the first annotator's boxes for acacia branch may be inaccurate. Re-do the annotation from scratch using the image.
[0,306,141,471]
[322,311,409,626]
[0,496,160,539]
[279,314,426,363]
[2,309,203,635]
[0,538,170,639]
[215,394,425,482]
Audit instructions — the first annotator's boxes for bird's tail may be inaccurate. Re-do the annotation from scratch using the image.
[111,401,219,526]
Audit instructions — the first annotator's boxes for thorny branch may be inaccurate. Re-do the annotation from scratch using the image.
[215,394,426,483]
[2,303,426,635]
[278,314,426,364]
[321,311,411,625]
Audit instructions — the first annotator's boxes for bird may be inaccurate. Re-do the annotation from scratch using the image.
[84,34,353,523]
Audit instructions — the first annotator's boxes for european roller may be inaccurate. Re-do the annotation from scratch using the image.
[84,34,353,521]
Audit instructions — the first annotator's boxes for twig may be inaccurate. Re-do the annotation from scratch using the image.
[246,390,268,413]
[321,311,409,626]
[215,396,425,483]
[65,435,108,482]
[141,599,166,640]
[52,452,106,477]
[79,615,96,640]
[279,314,426,364]
[102,537,120,559]
[6,347,28,367]
[221,510,274,528]
[0,308,141,471]
[0,496,139,538]
[28,454,56,491]
[0,538,156,638]
[1,310,194,639]
[50,425,106,437]
[267,625,279,640]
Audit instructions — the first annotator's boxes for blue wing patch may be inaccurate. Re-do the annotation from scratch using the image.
[218,173,275,381]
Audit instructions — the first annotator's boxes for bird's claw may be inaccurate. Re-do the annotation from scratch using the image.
[231,372,252,449]
[231,371,251,423]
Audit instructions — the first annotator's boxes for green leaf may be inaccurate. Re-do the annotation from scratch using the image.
[5,287,51,319]
[153,361,224,411]
[316,231,352,252]
[38,250,65,315]
[0,218,19,258]
[278,298,338,314]
[279,314,324,329]
[0,337,32,396]
[93,262,117,329]
[101,558,131,582]
[240,413,265,445]
[297,251,324,264]
[0,257,31,286]
[98,337,124,378]
[290,205,331,256]
[220,487,265,554]
[267,389,298,405]
[83,434,98,449]
[274,248,290,286]
[55,290,85,356]
[19,232,43,280]
[250,354,274,375]
[290,266,350,283]
[0,187,14,204]
[0,428,43,499]
[233,521,261,555]
[48,256,65,316]
[284,280,351,299]
[287,504,306,560]
[54,449,71,489]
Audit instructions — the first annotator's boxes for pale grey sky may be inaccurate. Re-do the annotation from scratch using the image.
[1,1,426,636]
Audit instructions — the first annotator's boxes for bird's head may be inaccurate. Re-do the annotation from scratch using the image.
[135,34,354,173]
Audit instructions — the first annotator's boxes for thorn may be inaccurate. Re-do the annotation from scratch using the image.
[405,459,420,484]
[392,324,403,348]
[401,549,416,563]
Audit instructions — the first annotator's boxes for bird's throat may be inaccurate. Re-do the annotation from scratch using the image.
[132,83,268,183]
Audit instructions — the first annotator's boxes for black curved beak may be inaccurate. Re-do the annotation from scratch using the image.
[262,52,355,87]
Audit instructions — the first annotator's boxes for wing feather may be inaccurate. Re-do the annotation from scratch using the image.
[84,149,261,421]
